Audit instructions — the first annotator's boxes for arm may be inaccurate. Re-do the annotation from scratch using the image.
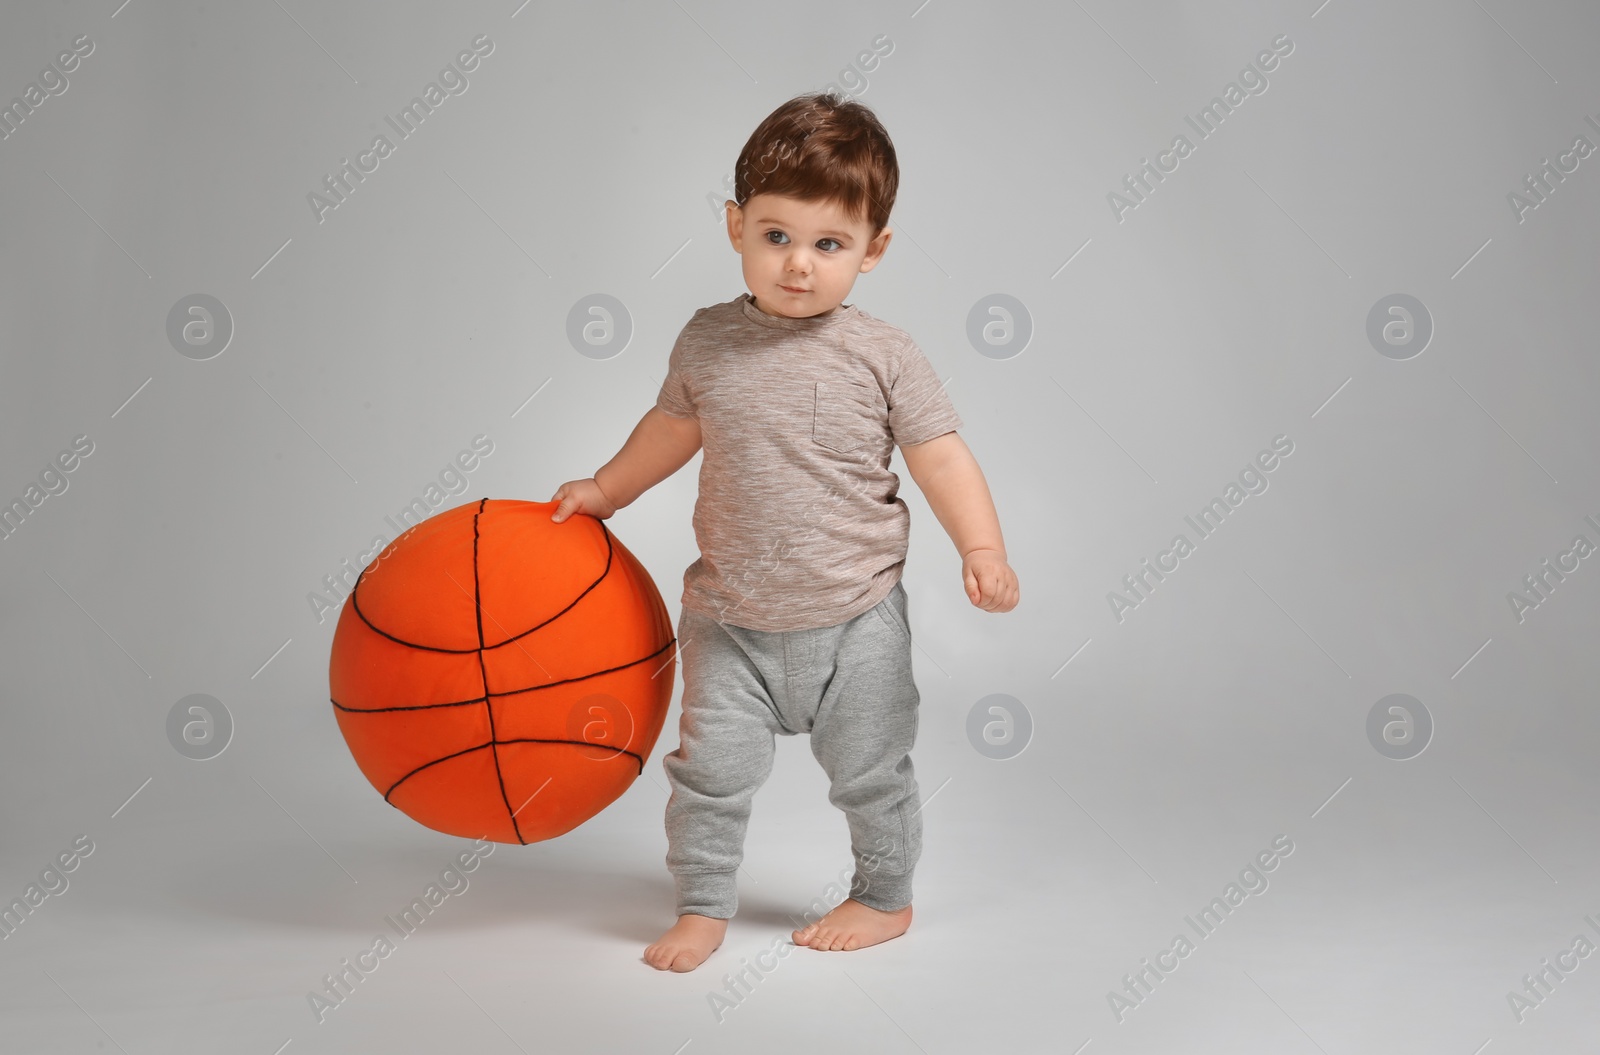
[900,432,1004,559]
[900,431,1018,612]
[595,406,702,509]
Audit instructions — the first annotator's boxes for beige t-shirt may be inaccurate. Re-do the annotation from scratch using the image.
[655,292,963,631]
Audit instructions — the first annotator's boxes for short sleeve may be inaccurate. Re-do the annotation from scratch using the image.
[655,319,697,419]
[887,337,962,446]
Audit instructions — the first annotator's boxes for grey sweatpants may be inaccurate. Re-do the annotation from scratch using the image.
[662,580,923,919]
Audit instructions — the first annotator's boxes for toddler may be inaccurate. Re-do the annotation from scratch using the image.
[550,91,1018,973]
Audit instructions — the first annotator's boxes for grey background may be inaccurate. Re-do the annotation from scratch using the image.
[3,0,1598,1051]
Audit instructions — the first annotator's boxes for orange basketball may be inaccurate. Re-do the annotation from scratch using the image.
[328,498,676,844]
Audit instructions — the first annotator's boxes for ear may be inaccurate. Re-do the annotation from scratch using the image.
[858,226,892,274]
[725,200,744,254]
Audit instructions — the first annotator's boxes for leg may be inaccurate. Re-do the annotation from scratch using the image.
[646,608,784,972]
[794,582,922,951]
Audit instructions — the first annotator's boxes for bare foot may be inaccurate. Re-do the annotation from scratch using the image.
[644,913,728,972]
[792,898,912,952]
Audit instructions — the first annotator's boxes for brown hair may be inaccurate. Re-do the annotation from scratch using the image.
[731,91,899,236]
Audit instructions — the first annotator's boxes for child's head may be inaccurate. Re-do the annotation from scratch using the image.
[725,91,900,319]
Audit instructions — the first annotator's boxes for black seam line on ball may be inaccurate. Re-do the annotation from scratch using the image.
[347,510,618,654]
[382,736,646,802]
[328,636,678,714]
[470,500,526,845]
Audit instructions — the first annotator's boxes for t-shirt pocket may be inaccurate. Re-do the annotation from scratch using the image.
[812,380,879,453]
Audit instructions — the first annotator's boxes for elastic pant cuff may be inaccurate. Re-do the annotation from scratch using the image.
[851,869,912,913]
[674,870,739,920]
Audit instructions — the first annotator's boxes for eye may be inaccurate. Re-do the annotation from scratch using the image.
[817,238,842,252]
[765,230,789,245]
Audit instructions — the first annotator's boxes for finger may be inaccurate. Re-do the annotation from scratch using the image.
[551,496,571,522]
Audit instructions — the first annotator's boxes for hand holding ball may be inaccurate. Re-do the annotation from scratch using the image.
[548,476,619,523]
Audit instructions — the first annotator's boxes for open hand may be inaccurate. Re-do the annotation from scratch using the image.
[962,549,1018,612]
[549,478,618,522]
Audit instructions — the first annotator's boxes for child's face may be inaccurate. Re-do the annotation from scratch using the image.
[725,192,892,319]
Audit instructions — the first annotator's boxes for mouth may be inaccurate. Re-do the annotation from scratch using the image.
[779,285,807,294]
